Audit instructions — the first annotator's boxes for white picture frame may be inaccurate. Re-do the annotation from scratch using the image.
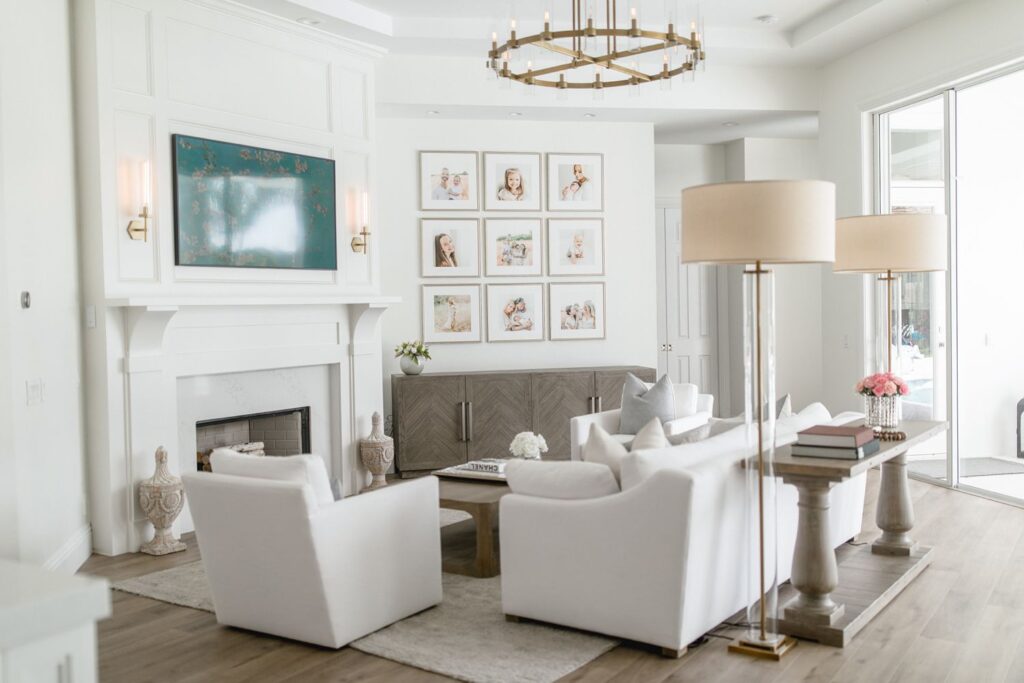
[484,218,543,277]
[422,285,482,343]
[486,283,545,342]
[483,152,542,211]
[546,153,603,211]
[548,282,606,340]
[421,219,480,277]
[547,218,605,276]
[419,151,478,210]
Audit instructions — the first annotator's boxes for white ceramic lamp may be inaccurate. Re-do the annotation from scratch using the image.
[834,214,948,373]
[681,180,836,660]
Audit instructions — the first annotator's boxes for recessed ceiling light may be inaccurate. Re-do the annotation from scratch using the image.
[722,121,739,127]
[296,16,321,26]
[755,14,779,25]
[427,110,440,116]
[583,113,597,119]
[509,112,523,117]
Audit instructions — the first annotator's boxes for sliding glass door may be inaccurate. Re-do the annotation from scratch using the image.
[876,66,1024,502]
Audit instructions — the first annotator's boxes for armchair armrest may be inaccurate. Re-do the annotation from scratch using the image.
[696,393,714,415]
[570,409,621,461]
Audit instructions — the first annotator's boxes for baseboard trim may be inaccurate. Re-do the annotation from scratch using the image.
[44,524,93,574]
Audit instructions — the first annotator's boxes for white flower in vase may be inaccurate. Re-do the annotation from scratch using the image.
[509,432,548,460]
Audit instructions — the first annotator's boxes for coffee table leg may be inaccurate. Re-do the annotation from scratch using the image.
[472,503,499,578]
[873,453,916,556]
[783,478,845,626]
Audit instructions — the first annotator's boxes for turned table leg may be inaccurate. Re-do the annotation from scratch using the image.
[783,477,845,625]
[873,453,916,556]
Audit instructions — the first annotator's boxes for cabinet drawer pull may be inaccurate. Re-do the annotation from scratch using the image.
[466,402,474,442]
[459,402,467,442]
[597,397,603,413]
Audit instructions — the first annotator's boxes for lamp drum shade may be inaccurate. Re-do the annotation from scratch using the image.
[680,180,836,264]
[834,214,948,273]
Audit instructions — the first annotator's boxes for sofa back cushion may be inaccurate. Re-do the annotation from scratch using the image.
[620,374,676,434]
[506,460,619,499]
[209,449,336,508]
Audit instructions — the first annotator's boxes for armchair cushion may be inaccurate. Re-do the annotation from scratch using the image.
[506,460,619,499]
[620,374,675,434]
[210,449,335,507]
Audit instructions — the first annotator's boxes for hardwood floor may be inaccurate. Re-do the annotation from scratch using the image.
[80,470,1024,682]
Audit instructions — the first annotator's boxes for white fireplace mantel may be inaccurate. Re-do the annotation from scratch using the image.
[106,295,398,555]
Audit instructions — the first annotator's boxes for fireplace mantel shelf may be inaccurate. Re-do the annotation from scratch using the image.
[107,295,401,308]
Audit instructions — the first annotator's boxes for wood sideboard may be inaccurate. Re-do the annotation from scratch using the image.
[392,366,656,475]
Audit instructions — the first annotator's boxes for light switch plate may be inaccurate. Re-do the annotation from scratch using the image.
[26,379,42,406]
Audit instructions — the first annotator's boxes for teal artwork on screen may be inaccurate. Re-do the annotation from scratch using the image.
[172,134,337,270]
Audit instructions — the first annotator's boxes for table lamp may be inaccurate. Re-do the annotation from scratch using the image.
[682,179,836,660]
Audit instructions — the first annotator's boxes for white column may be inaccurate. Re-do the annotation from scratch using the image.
[344,303,390,497]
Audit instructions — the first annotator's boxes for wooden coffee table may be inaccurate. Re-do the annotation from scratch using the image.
[437,478,510,578]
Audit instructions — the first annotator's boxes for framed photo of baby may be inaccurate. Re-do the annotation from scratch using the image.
[547,218,604,276]
[483,152,541,211]
[419,151,478,210]
[546,153,603,211]
[548,282,605,341]
[421,285,481,343]
[421,219,480,277]
[484,218,542,277]
[486,284,545,342]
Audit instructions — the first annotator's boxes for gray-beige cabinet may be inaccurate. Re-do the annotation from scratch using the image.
[392,366,655,475]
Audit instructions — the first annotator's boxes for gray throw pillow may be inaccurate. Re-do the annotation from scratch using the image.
[619,373,676,435]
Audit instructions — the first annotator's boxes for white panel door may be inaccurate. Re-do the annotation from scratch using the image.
[657,207,720,400]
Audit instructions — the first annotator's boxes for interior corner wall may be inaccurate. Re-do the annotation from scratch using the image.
[818,0,1024,414]
[0,0,90,571]
[377,119,658,418]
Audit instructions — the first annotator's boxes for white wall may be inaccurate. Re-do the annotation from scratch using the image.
[377,118,658,414]
[818,0,1024,413]
[0,0,90,571]
[653,144,724,201]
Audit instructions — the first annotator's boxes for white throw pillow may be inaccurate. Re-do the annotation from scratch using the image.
[209,449,336,507]
[506,459,619,499]
[631,417,670,451]
[667,422,712,445]
[582,423,629,482]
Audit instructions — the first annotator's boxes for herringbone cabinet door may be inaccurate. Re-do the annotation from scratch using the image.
[531,371,595,460]
[395,376,466,472]
[466,374,533,460]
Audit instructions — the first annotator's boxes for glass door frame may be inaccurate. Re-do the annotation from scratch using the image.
[873,61,1024,505]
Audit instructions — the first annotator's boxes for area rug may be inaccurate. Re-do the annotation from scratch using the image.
[112,562,618,683]
[910,457,1024,479]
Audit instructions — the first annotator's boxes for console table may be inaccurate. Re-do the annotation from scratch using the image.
[774,419,947,647]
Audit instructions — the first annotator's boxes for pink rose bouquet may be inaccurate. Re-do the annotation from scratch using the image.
[855,372,910,398]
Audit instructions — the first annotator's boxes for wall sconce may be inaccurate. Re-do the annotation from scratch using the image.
[126,160,151,242]
[350,190,370,253]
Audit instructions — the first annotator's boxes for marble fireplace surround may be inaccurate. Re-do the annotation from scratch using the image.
[108,295,396,554]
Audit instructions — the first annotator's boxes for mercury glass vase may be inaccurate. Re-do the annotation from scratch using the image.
[865,394,902,431]
[400,355,425,375]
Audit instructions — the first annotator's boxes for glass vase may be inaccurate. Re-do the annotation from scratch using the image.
[865,394,901,431]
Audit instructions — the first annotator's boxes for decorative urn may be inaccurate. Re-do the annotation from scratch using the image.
[138,446,187,555]
[360,412,395,492]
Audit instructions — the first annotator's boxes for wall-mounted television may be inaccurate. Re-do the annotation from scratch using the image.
[172,134,337,270]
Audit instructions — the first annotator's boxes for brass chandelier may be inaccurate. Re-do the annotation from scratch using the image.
[487,1,705,90]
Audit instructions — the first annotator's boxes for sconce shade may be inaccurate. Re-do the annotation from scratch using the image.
[680,180,836,264]
[834,213,948,273]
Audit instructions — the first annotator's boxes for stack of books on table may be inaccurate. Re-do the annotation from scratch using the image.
[792,425,880,460]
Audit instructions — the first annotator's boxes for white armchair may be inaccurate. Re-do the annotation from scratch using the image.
[181,467,442,648]
[570,387,714,460]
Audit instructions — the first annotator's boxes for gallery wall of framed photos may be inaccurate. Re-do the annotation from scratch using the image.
[416,150,608,344]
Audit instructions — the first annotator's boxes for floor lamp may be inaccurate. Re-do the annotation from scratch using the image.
[834,214,948,374]
[681,180,836,660]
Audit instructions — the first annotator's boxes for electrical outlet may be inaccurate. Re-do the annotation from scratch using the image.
[25,379,42,406]
[842,334,850,350]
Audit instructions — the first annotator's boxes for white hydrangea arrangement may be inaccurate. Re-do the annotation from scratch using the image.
[509,432,548,460]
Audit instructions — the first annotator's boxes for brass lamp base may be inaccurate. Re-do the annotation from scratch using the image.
[728,635,797,661]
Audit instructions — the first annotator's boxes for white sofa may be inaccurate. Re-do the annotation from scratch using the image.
[569,384,714,460]
[182,454,442,649]
[501,404,866,655]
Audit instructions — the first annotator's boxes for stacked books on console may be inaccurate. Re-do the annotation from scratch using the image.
[432,458,510,482]
[792,425,880,460]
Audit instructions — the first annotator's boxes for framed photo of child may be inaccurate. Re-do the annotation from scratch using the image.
[419,151,478,210]
[421,219,480,277]
[548,282,605,341]
[483,152,542,211]
[546,153,603,211]
[547,218,604,276]
[484,218,543,277]
[486,283,545,342]
[421,285,482,343]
